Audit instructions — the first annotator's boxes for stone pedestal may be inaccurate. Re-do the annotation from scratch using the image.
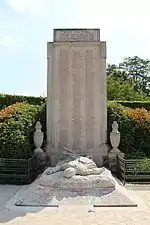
[47,29,107,166]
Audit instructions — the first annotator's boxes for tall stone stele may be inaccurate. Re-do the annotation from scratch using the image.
[47,29,108,166]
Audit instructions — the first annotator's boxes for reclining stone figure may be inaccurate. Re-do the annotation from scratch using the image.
[46,146,105,178]
[40,146,116,189]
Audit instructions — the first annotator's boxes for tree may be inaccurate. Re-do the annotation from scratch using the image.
[106,63,118,75]
[107,70,147,101]
[108,69,130,81]
[119,56,150,95]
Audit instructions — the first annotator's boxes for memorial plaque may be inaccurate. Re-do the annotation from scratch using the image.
[47,29,107,166]
[54,29,100,42]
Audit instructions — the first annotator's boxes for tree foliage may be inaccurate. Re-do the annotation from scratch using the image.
[107,56,150,100]
[119,56,150,94]
[107,71,147,101]
[106,63,118,75]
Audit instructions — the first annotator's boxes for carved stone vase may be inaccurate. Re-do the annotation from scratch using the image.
[110,121,120,153]
[33,121,46,164]
[108,121,124,173]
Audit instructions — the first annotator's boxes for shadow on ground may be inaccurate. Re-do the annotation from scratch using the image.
[0,183,52,223]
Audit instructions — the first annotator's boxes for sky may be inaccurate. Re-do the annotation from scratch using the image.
[0,0,150,96]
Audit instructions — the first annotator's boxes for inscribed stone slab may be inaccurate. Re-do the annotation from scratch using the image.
[54,29,100,42]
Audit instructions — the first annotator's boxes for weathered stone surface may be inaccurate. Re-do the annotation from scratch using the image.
[63,168,76,178]
[54,29,100,42]
[40,148,116,190]
[39,168,116,190]
[47,29,107,166]
[14,183,137,207]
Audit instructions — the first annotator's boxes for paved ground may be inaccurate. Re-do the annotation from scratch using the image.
[0,182,150,225]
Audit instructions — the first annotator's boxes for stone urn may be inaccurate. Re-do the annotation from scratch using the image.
[109,121,124,172]
[33,121,46,165]
[110,121,120,153]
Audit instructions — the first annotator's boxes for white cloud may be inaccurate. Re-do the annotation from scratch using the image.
[8,0,47,15]
[0,34,24,48]
[79,0,150,35]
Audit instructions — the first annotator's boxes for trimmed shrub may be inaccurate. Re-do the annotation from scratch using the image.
[0,102,24,122]
[0,94,46,110]
[0,103,45,159]
[125,107,150,121]
[125,107,150,158]
[134,158,150,173]
[115,101,150,110]
[38,103,46,141]
[107,102,136,157]
[107,102,150,158]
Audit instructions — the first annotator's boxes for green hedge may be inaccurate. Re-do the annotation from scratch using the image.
[0,103,45,159]
[0,94,46,110]
[107,102,150,159]
[134,158,150,172]
[115,101,150,110]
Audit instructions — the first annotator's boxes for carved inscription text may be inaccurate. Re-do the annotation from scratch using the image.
[54,29,100,42]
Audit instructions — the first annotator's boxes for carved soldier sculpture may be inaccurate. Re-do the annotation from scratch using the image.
[46,146,105,178]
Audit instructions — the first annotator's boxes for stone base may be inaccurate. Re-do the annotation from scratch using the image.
[39,167,116,191]
[108,149,125,173]
[15,186,137,207]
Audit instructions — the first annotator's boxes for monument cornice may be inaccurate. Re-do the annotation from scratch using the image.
[54,28,100,42]
[52,42,101,47]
